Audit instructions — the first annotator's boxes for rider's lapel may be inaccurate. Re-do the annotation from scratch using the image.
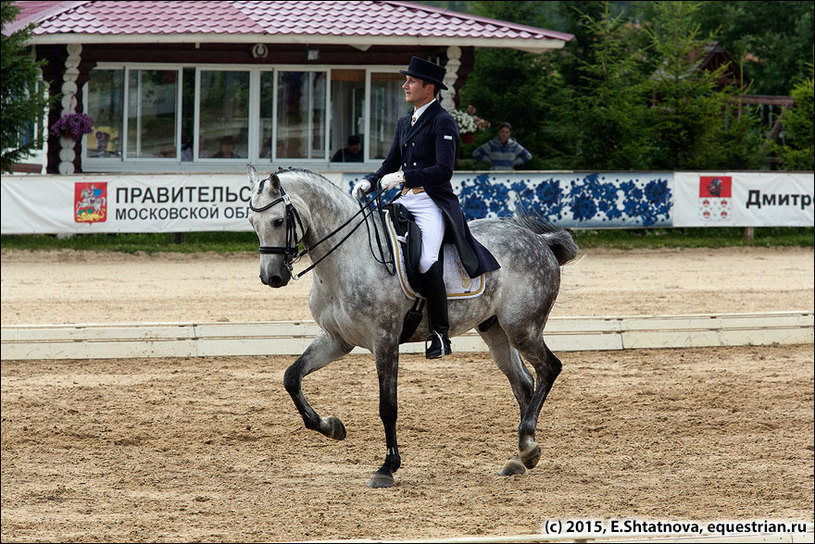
[402,101,441,143]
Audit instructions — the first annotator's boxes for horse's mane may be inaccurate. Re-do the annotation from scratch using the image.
[276,166,323,178]
[276,166,333,185]
[275,167,349,199]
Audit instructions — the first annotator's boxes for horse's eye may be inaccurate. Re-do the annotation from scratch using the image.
[274,218,285,227]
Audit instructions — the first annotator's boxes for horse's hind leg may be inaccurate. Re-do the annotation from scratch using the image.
[284,330,353,440]
[478,324,535,476]
[505,330,562,471]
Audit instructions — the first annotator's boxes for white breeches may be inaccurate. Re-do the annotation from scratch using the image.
[398,191,445,273]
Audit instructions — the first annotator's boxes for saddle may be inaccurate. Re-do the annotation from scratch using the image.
[383,203,485,343]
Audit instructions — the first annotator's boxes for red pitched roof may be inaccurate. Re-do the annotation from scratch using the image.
[8,0,572,51]
[5,1,82,34]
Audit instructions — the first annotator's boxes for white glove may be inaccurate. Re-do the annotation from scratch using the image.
[380,171,405,191]
[352,179,371,199]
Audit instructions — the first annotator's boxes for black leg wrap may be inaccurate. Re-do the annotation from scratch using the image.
[419,261,451,359]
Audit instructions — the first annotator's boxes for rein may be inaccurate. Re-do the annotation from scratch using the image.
[361,186,397,276]
[249,181,396,280]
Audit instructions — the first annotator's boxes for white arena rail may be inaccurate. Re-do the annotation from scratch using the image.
[1,311,812,361]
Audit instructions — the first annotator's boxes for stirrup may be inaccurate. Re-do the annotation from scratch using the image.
[425,331,452,359]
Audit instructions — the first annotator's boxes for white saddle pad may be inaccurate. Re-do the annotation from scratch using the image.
[383,209,485,301]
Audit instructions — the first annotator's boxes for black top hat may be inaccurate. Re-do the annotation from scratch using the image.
[399,56,448,90]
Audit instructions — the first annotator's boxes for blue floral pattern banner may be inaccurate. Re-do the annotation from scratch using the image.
[344,172,675,228]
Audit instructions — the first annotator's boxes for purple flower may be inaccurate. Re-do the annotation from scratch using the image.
[50,113,95,138]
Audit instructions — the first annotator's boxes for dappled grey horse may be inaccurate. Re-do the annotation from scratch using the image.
[246,165,579,488]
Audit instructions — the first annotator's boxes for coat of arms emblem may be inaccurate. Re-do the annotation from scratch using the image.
[698,176,732,223]
[74,182,107,223]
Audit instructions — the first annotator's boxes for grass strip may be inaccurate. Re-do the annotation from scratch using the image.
[2,227,812,254]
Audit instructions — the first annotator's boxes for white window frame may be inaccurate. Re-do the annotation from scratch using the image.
[124,66,183,162]
[82,62,404,173]
[259,67,332,164]
[195,65,252,163]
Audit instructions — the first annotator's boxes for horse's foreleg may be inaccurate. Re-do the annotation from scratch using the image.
[515,340,561,470]
[284,331,353,440]
[369,340,401,488]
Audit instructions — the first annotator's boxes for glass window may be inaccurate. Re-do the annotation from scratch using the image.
[87,69,123,158]
[330,70,365,162]
[82,64,410,168]
[370,72,407,160]
[181,68,195,161]
[199,70,250,159]
[127,69,178,159]
[277,71,327,159]
[259,71,274,159]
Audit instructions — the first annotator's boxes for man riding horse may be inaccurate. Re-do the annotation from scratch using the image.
[353,56,500,359]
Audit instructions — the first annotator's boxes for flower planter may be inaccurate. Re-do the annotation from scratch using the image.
[451,107,488,142]
[51,113,94,141]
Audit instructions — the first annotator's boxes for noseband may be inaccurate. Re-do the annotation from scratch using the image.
[249,185,306,272]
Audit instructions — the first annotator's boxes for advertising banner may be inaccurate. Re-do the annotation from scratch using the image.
[4,171,811,235]
[344,172,675,228]
[673,172,814,227]
[2,173,269,234]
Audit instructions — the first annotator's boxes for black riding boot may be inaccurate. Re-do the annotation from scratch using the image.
[420,261,451,359]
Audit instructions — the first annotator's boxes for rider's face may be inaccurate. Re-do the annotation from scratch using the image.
[403,77,435,108]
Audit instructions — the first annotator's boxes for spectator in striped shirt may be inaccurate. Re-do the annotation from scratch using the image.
[472,122,532,170]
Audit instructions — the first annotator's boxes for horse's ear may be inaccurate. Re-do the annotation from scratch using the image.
[246,164,259,191]
[269,173,281,193]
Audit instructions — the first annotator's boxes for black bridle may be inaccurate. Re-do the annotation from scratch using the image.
[250,186,306,267]
[249,180,396,280]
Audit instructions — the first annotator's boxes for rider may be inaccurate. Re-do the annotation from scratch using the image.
[352,56,500,359]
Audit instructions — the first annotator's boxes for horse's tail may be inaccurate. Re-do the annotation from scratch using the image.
[510,206,579,266]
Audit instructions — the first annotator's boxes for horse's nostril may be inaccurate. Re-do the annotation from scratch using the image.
[270,275,284,288]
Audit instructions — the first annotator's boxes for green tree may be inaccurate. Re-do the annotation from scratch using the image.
[690,1,814,96]
[568,1,654,169]
[771,73,815,170]
[554,1,632,91]
[637,1,764,170]
[1,1,52,173]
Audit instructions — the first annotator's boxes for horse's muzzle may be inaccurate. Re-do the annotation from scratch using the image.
[260,271,290,288]
[259,261,291,288]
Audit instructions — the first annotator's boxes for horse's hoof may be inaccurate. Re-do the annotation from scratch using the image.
[500,456,527,476]
[322,416,346,440]
[520,441,541,470]
[368,471,394,488]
